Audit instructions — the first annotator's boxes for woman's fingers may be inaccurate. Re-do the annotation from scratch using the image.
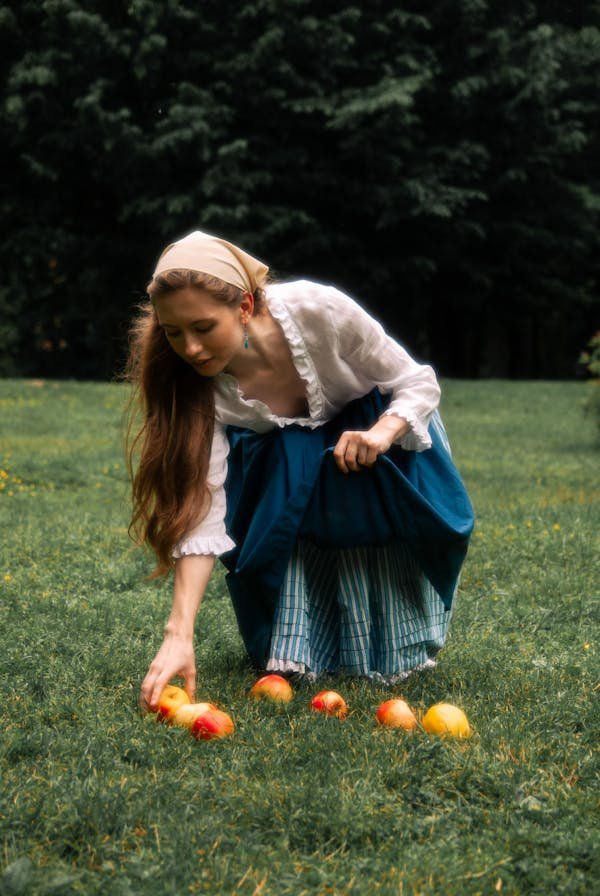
[333,432,353,472]
[141,666,187,713]
[183,668,197,703]
[139,668,158,713]
[140,663,168,713]
[149,672,171,713]
[358,443,379,467]
[333,431,380,473]
[139,641,196,712]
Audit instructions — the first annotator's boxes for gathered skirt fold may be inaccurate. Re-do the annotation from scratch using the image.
[220,390,474,669]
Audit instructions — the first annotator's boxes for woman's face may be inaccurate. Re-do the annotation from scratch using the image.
[154,286,250,377]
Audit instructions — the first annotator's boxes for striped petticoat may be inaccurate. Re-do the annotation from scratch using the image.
[266,540,451,682]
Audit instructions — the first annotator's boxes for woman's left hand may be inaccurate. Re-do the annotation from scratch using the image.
[333,415,409,473]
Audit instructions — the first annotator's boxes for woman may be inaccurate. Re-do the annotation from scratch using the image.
[129,230,474,711]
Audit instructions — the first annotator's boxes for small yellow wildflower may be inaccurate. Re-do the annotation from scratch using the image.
[526,520,533,528]
[3,574,12,583]
[552,523,561,531]
[0,470,8,480]
[583,642,591,650]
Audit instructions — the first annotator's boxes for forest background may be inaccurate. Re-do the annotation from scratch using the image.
[1,0,598,381]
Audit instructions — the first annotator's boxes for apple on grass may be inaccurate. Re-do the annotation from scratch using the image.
[172,702,218,729]
[156,684,191,722]
[191,708,235,740]
[421,703,471,738]
[249,674,293,703]
[309,690,348,719]
[375,698,418,731]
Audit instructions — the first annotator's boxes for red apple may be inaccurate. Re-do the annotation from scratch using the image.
[375,698,418,731]
[156,684,191,721]
[249,674,293,703]
[309,690,348,719]
[191,708,235,740]
[172,702,218,729]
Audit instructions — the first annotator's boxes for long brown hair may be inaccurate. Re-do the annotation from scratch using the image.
[125,269,265,576]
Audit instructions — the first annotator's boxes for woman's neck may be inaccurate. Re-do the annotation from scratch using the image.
[221,308,309,417]
[223,310,280,381]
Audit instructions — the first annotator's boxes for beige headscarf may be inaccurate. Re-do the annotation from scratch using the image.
[152,230,269,294]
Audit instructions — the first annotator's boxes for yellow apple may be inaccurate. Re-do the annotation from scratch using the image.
[421,703,471,738]
[191,708,235,740]
[156,684,191,721]
[309,690,348,719]
[249,674,293,703]
[172,702,218,729]
[375,698,418,730]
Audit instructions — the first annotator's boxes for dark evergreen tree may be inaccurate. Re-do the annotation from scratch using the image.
[1,0,598,378]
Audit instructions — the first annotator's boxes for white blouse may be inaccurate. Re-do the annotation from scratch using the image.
[172,280,441,559]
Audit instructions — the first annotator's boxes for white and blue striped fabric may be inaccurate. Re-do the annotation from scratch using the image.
[266,538,452,681]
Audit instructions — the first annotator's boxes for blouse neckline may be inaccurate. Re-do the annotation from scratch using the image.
[216,290,325,423]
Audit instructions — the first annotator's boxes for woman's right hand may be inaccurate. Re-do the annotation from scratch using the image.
[139,553,215,713]
[139,629,196,713]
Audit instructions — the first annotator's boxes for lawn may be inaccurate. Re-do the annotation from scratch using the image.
[0,378,598,896]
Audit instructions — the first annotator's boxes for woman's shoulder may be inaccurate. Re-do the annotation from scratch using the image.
[267,278,331,300]
[266,279,380,337]
[266,279,356,318]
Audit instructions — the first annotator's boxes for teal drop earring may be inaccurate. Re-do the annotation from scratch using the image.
[243,324,249,350]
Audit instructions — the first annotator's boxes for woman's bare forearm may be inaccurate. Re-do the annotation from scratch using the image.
[164,554,216,637]
[140,554,216,710]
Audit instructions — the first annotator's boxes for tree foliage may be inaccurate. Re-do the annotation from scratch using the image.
[1,0,598,378]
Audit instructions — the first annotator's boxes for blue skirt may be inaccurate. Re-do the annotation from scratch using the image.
[220,390,474,669]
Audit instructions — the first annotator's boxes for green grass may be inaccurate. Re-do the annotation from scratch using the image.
[0,378,598,896]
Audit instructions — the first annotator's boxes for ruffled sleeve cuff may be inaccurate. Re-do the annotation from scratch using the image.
[382,408,433,452]
[170,485,236,559]
[171,532,236,559]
